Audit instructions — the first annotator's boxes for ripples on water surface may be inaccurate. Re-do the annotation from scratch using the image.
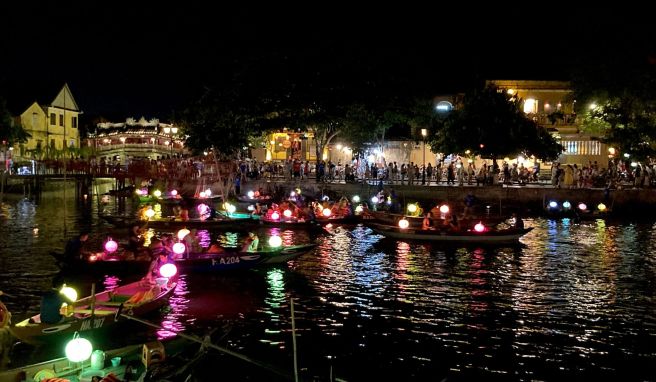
[1,184,656,381]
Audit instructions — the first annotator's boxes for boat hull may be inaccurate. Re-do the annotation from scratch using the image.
[257,244,317,264]
[9,281,177,345]
[177,244,317,271]
[100,214,255,230]
[369,223,533,244]
[52,252,151,275]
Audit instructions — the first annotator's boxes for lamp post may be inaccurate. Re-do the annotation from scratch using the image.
[171,127,178,158]
[119,136,126,163]
[163,127,170,158]
[421,129,427,185]
[163,126,177,158]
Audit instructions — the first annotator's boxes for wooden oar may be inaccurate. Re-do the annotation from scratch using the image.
[117,313,294,380]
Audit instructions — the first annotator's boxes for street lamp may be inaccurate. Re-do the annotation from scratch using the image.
[421,129,427,185]
[162,126,177,158]
[119,137,126,163]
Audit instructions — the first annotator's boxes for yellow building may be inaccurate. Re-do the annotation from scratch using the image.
[16,83,81,157]
[487,80,607,166]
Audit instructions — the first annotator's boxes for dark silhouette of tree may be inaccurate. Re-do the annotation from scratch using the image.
[572,48,656,162]
[0,97,30,147]
[427,86,562,161]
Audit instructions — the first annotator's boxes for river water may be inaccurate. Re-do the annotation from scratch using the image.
[1,181,655,381]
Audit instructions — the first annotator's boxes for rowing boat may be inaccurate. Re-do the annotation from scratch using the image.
[9,279,176,345]
[369,223,533,244]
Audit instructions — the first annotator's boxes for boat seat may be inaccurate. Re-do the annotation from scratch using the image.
[74,309,116,315]
[110,294,134,302]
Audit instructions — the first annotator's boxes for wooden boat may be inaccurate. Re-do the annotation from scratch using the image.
[9,279,177,345]
[177,244,316,272]
[143,214,255,230]
[368,223,533,244]
[236,194,273,204]
[51,251,152,276]
[100,213,255,230]
[107,185,135,197]
[252,243,317,265]
[99,214,139,228]
[315,214,362,226]
[256,215,322,229]
[366,210,507,229]
[0,336,199,382]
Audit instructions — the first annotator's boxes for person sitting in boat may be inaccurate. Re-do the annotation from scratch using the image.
[127,224,145,256]
[144,251,172,284]
[512,213,524,230]
[172,205,182,219]
[39,276,74,324]
[430,204,441,218]
[463,192,477,218]
[161,234,176,256]
[442,214,460,232]
[279,201,291,214]
[422,212,435,230]
[63,231,90,262]
[251,203,263,217]
[179,206,190,221]
[303,205,316,222]
[241,232,259,252]
[207,241,226,254]
[183,229,202,254]
[334,198,351,217]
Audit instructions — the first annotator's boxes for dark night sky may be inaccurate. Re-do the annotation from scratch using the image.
[1,3,654,120]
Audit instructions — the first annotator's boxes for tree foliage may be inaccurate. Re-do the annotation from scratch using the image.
[175,88,260,158]
[427,86,563,160]
[572,50,656,161]
[0,97,30,146]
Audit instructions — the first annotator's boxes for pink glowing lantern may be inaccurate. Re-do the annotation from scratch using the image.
[173,242,186,255]
[398,219,410,229]
[322,208,332,217]
[283,209,292,218]
[104,239,118,253]
[271,211,280,220]
[171,189,178,196]
[159,263,177,278]
[578,202,587,211]
[439,205,450,214]
[197,203,209,215]
[474,222,486,232]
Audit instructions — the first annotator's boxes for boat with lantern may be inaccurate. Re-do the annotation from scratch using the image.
[51,252,152,276]
[100,213,255,230]
[0,336,199,382]
[366,210,507,229]
[368,222,533,244]
[175,243,317,272]
[9,278,177,345]
[236,190,274,204]
[142,214,255,230]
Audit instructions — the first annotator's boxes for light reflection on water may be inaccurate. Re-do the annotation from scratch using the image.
[157,275,189,340]
[2,190,656,380]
